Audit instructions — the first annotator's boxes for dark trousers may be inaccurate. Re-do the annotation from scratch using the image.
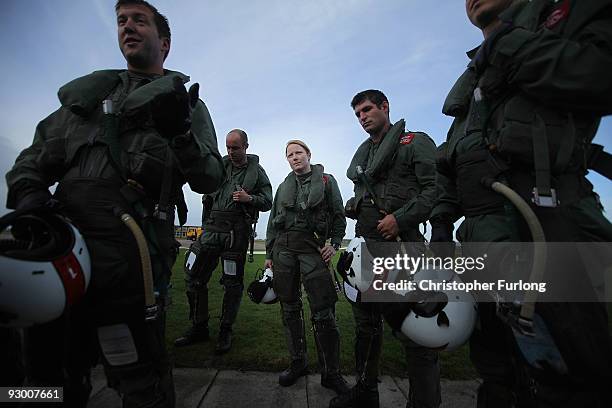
[21,303,173,408]
[350,301,441,408]
[184,232,247,329]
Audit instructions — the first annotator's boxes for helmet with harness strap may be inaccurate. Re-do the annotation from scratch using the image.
[247,268,277,304]
[387,267,477,351]
[0,207,91,328]
[339,237,476,350]
[336,236,375,302]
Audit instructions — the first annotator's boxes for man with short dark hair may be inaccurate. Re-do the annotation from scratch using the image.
[175,129,272,353]
[431,0,612,406]
[116,0,170,45]
[5,1,224,406]
[331,90,440,408]
[350,90,387,112]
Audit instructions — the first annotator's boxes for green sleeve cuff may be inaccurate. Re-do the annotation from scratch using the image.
[392,208,414,232]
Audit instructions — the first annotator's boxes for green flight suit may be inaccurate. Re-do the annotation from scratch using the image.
[5,69,224,407]
[432,1,612,406]
[346,120,440,408]
[184,154,272,332]
[266,164,346,378]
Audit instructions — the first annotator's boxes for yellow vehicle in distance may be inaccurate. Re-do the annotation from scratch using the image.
[186,226,203,241]
[175,225,203,241]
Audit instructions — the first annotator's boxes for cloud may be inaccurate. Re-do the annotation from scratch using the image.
[93,0,118,41]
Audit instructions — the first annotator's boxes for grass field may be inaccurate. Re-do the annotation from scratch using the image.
[165,249,477,379]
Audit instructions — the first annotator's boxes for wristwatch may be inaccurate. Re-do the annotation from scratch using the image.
[332,243,340,251]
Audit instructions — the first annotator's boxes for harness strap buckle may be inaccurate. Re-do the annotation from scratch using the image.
[531,187,558,208]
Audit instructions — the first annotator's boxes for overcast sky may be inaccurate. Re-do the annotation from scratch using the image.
[1,0,610,238]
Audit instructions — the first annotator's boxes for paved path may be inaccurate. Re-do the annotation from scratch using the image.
[88,366,479,408]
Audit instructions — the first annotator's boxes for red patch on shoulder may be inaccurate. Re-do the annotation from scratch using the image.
[322,175,329,184]
[543,0,569,29]
[400,133,415,145]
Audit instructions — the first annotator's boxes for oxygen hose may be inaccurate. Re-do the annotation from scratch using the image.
[103,100,157,321]
[115,209,158,321]
[482,178,547,324]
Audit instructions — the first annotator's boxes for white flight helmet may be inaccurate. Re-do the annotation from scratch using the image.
[247,268,278,304]
[342,237,375,292]
[338,236,399,303]
[0,208,91,328]
[398,268,477,351]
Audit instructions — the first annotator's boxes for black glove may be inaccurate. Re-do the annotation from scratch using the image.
[429,216,455,259]
[381,290,448,332]
[382,301,413,332]
[16,190,52,211]
[344,197,357,220]
[151,77,200,139]
[9,180,53,211]
[201,195,213,223]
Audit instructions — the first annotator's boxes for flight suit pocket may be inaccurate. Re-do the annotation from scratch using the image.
[123,130,178,198]
[302,261,337,312]
[496,96,569,166]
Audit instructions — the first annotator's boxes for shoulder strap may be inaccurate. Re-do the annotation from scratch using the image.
[587,144,612,180]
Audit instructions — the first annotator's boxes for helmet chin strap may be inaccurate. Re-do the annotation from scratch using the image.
[406,290,448,318]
